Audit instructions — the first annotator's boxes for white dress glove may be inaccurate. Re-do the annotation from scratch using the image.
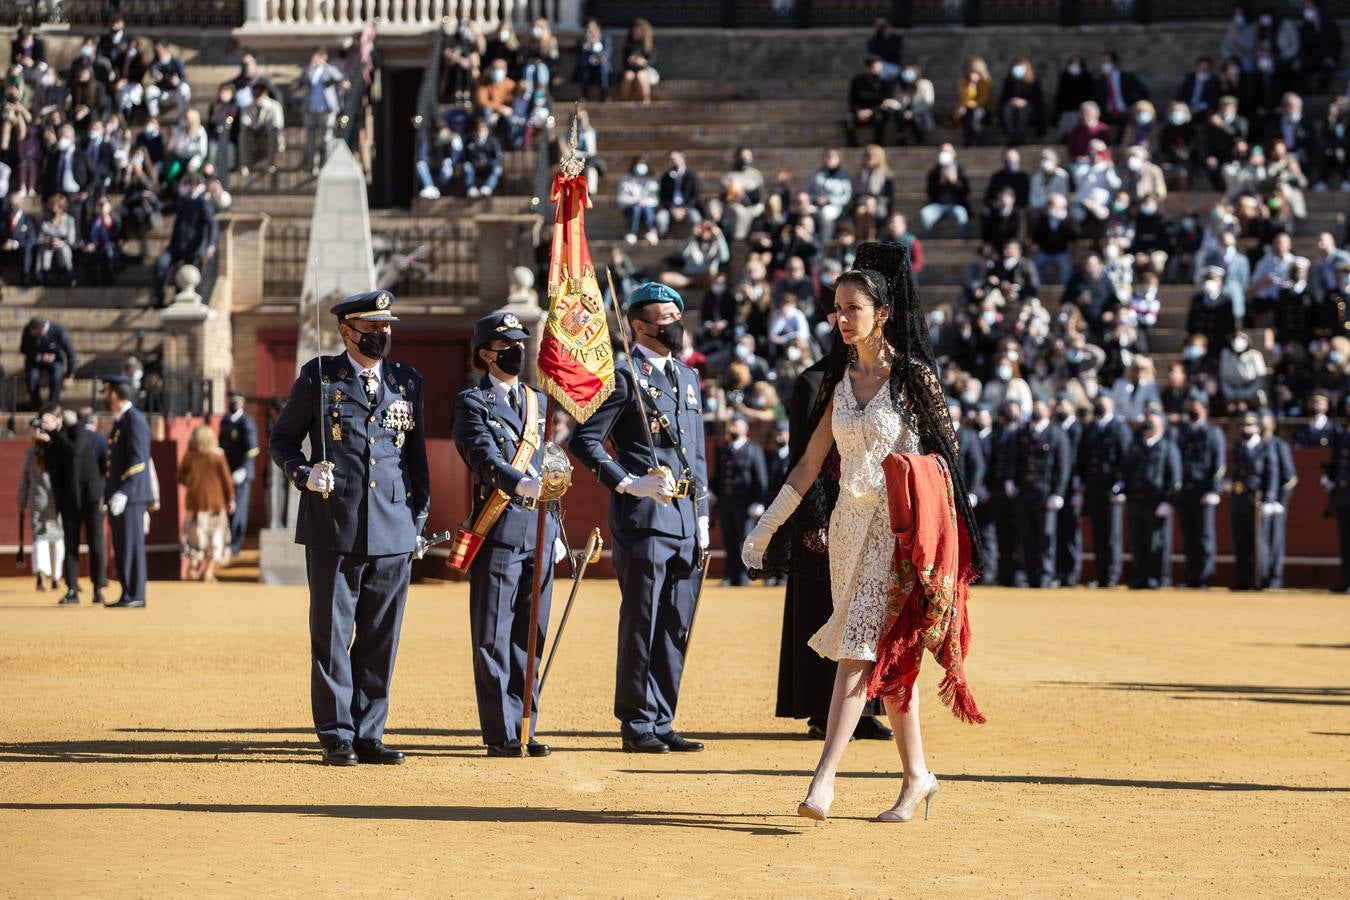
[1046,494,1065,511]
[968,493,979,508]
[697,515,710,550]
[305,466,335,494]
[741,484,802,571]
[108,492,128,517]
[1322,475,1334,491]
[1155,501,1172,518]
[516,476,542,501]
[414,536,428,560]
[1004,479,1017,498]
[232,467,247,485]
[1202,492,1221,506]
[553,536,568,564]
[619,471,676,501]
[1262,501,1285,516]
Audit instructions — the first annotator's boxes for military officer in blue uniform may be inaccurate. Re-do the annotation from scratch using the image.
[1081,394,1132,589]
[1011,399,1071,589]
[1323,423,1350,592]
[949,400,987,526]
[219,391,260,557]
[1228,412,1277,591]
[712,412,768,587]
[1053,394,1084,588]
[1260,411,1298,589]
[1123,409,1181,590]
[971,405,999,585]
[1294,392,1340,449]
[991,400,1024,587]
[453,311,562,758]
[101,375,154,608]
[269,290,430,766]
[567,282,711,754]
[1175,390,1226,588]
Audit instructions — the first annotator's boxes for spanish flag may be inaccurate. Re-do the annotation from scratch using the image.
[538,167,615,422]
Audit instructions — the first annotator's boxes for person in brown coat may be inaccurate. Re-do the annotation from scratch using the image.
[178,424,235,581]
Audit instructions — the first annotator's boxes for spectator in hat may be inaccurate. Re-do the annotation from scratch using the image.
[1293,390,1340,447]
[712,413,768,587]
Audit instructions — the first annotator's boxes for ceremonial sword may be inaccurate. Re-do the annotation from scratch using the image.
[538,525,604,700]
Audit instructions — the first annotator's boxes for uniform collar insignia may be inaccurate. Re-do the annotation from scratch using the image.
[639,361,652,375]
[337,367,349,380]
[485,391,496,404]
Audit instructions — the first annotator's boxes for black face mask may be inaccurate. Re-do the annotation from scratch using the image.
[493,343,526,376]
[1092,405,1108,419]
[355,329,392,361]
[643,320,685,354]
[1187,408,1203,422]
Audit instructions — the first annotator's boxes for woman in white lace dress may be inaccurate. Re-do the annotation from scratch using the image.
[743,243,983,824]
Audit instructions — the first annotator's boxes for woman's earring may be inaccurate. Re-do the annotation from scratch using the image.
[847,342,859,364]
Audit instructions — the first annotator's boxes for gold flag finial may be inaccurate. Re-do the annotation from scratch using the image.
[559,102,585,179]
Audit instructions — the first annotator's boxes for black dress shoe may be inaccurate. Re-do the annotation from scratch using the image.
[622,733,670,753]
[105,597,145,608]
[656,731,704,752]
[486,739,523,757]
[58,590,79,605]
[806,717,828,740]
[853,716,894,741]
[353,739,404,765]
[526,740,551,758]
[322,740,359,766]
[92,591,106,605]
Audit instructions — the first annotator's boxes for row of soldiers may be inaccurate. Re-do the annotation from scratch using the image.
[951,390,1350,592]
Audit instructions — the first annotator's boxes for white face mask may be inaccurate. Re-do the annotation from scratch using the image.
[1126,156,1143,171]
[1011,64,1027,80]
[1100,63,1113,75]
[57,137,72,151]
[937,151,955,167]
[996,366,1013,381]
[1067,63,1082,77]
[1232,338,1248,353]
[633,163,648,176]
[785,346,802,362]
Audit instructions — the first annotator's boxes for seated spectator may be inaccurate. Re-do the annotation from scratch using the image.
[1218,330,1268,412]
[1196,230,1252,320]
[1109,354,1160,421]
[1266,138,1309,219]
[878,212,923,275]
[894,63,936,145]
[852,143,893,223]
[237,83,284,179]
[806,149,851,240]
[698,273,737,348]
[1249,231,1297,317]
[117,149,161,257]
[993,239,1041,303]
[575,19,612,102]
[461,118,502,198]
[1311,96,1350,190]
[867,17,904,81]
[1127,271,1161,351]
[134,116,166,175]
[1065,101,1110,159]
[659,219,729,291]
[1131,195,1175,275]
[1264,92,1313,165]
[1095,51,1150,141]
[153,173,218,307]
[82,194,119,286]
[474,58,519,146]
[981,187,1021,246]
[774,213,821,272]
[1102,236,1134,304]
[1065,252,1117,339]
[1175,56,1220,117]
[1243,47,1286,125]
[954,56,994,147]
[657,150,701,237]
[38,195,77,287]
[1187,265,1238,355]
[1,191,39,285]
[1120,145,1167,203]
[774,336,814,394]
[1120,100,1158,149]
[482,21,521,74]
[1053,55,1095,136]
[846,55,898,147]
[734,258,773,338]
[999,57,1044,145]
[984,148,1029,210]
[730,335,771,382]
[1070,140,1121,229]
[737,381,782,424]
[98,14,137,89]
[1295,0,1342,94]
[145,40,190,119]
[20,318,75,408]
[1273,256,1313,349]
[1156,102,1199,187]
[721,147,765,242]
[767,294,811,361]
[981,353,1033,412]
[618,156,660,245]
[1030,192,1077,285]
[206,83,238,175]
[919,144,970,237]
[441,20,483,104]
[1028,148,1070,213]
[10,26,46,81]
[164,109,208,187]
[1312,231,1350,301]
[1159,361,1193,421]
[68,64,109,134]
[521,18,561,85]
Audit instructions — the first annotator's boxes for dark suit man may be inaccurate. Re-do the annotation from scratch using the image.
[269,290,430,766]
[40,127,94,223]
[568,282,710,754]
[1124,410,1182,590]
[1294,392,1340,449]
[1229,412,1278,591]
[20,317,76,409]
[1081,395,1133,587]
[1260,411,1297,589]
[656,152,702,236]
[950,402,987,528]
[1175,392,1226,588]
[219,392,260,557]
[37,404,107,605]
[1012,400,1071,588]
[1174,59,1220,116]
[1095,52,1150,138]
[1,195,40,285]
[452,312,561,758]
[1324,423,1350,592]
[991,400,1025,587]
[766,419,791,490]
[153,173,218,307]
[713,413,768,587]
[100,376,154,608]
[1053,397,1084,587]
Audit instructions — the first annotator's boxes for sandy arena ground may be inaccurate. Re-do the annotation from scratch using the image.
[1,569,1347,898]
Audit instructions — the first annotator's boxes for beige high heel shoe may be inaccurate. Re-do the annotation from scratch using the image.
[797,799,828,823]
[875,773,939,823]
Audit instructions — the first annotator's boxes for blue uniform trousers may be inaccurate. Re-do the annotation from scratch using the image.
[718,501,752,586]
[1018,492,1057,588]
[1085,491,1123,587]
[109,503,147,603]
[1177,493,1217,587]
[1128,501,1169,589]
[468,536,555,745]
[1230,495,1265,590]
[613,529,701,741]
[229,478,251,555]
[1056,504,1082,586]
[306,547,410,747]
[1262,509,1288,589]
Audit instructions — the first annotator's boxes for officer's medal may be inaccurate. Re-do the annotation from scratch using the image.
[330,390,344,442]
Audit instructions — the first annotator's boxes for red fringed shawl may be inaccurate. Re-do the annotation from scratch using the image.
[864,452,986,724]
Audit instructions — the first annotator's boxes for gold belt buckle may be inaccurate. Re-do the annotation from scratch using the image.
[672,478,692,499]
[1234,483,1244,495]
[521,495,539,510]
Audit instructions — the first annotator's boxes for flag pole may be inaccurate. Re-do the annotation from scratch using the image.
[519,395,554,756]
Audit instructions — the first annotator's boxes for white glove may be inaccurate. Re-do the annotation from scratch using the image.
[741,484,802,571]
[516,476,542,501]
[1322,475,1334,491]
[1263,501,1285,516]
[231,467,247,485]
[108,492,128,517]
[1046,494,1065,511]
[1110,492,1126,505]
[1202,492,1221,506]
[620,471,676,501]
[553,536,568,564]
[968,493,979,508]
[1155,501,1172,518]
[697,515,710,550]
[1004,479,1017,498]
[748,502,766,519]
[414,536,428,560]
[305,466,335,494]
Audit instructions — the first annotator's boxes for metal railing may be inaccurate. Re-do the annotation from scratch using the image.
[263,219,479,299]
[0,370,213,417]
[250,0,580,29]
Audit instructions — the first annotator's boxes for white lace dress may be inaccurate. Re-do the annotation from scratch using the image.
[808,374,921,662]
